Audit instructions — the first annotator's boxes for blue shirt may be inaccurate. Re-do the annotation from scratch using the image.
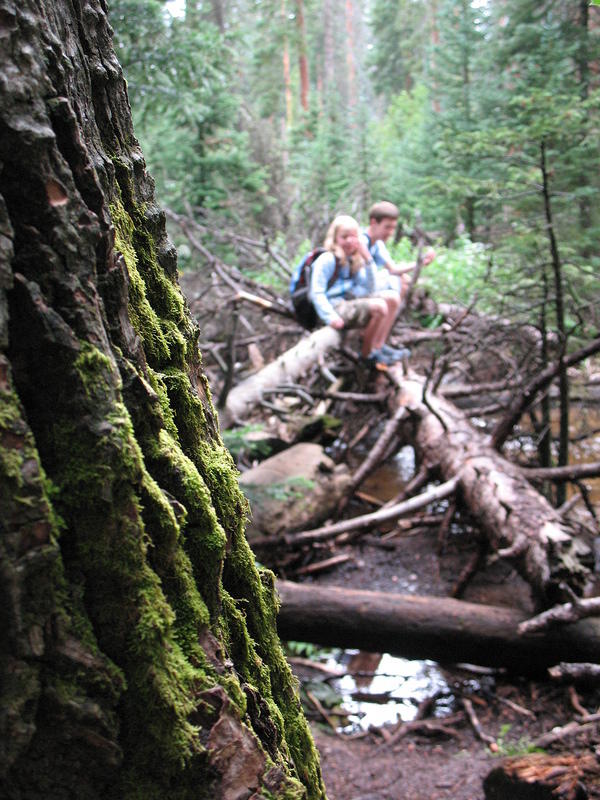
[309,251,377,324]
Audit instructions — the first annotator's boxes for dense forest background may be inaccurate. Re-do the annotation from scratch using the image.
[110,0,599,330]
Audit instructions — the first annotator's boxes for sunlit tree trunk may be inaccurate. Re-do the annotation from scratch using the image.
[296,0,310,112]
[0,2,325,798]
[344,0,357,107]
[282,0,294,127]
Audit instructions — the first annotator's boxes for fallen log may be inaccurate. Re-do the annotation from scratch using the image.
[549,662,600,685]
[223,326,341,421]
[225,329,591,606]
[392,373,589,606]
[276,581,600,673]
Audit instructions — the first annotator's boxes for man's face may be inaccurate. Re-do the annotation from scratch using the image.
[371,217,397,242]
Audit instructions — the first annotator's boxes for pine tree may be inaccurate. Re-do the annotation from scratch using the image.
[110,0,267,220]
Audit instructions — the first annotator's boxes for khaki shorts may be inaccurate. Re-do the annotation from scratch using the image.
[334,298,372,328]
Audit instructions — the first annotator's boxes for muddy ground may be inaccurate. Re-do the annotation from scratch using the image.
[269,422,600,799]
[291,522,600,799]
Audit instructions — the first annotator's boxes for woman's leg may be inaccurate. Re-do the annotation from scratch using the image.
[360,297,388,356]
[362,292,400,355]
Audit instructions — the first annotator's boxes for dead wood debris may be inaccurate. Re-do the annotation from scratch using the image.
[304,690,342,734]
[549,662,600,686]
[450,538,488,598]
[533,718,599,749]
[519,596,600,636]
[462,697,495,746]
[292,553,353,577]
[376,711,466,749]
[253,477,459,549]
[338,406,409,514]
[484,753,598,800]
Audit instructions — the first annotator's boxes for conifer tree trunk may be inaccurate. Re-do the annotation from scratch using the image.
[344,0,357,107]
[322,0,335,97]
[540,139,569,507]
[296,0,310,112]
[0,2,325,798]
[283,0,294,127]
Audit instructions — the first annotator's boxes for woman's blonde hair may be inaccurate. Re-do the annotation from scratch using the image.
[323,215,364,273]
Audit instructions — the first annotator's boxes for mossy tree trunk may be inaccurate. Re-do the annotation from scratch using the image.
[0,2,325,798]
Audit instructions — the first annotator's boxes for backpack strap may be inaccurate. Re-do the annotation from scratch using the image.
[327,255,342,289]
[309,249,341,290]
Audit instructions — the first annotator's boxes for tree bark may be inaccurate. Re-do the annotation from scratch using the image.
[0,3,324,798]
[276,582,600,674]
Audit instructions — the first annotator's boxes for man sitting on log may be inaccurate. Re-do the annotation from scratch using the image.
[361,201,436,360]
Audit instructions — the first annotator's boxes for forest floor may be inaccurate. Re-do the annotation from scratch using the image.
[292,522,600,799]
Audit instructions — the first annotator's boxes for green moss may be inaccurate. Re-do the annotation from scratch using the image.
[222,541,326,799]
[94,157,327,797]
[0,392,30,486]
[75,344,119,398]
[163,369,209,435]
[110,195,171,366]
[146,368,180,440]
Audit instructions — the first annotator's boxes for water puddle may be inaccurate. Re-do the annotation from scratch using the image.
[360,446,416,502]
[308,651,454,733]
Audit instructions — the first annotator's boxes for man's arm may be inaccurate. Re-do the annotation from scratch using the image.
[387,248,436,276]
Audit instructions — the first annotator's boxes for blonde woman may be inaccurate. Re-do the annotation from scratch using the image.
[309,215,403,367]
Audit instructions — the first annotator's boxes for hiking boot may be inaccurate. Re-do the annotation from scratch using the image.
[381,343,411,362]
[363,347,396,370]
